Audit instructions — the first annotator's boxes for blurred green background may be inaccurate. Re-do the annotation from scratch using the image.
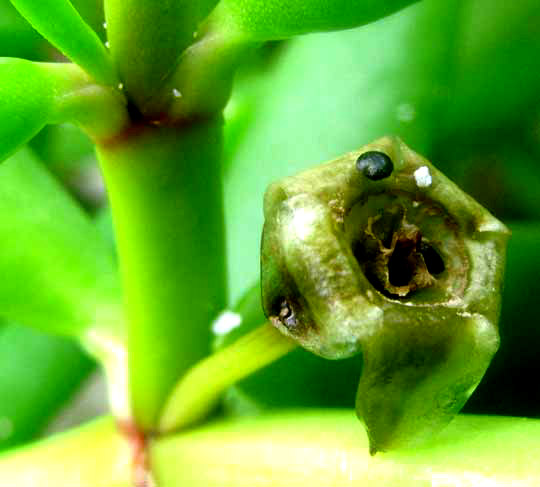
[0,0,539,451]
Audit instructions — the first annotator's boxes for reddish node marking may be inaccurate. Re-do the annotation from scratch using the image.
[117,420,156,487]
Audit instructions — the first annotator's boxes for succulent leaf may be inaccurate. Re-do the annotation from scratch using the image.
[166,0,421,120]
[0,58,54,162]
[0,58,127,162]
[9,0,116,85]
[208,0,419,42]
[0,321,93,450]
[0,147,121,338]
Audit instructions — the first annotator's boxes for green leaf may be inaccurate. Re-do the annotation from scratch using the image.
[442,0,540,139]
[70,0,106,40]
[29,123,107,211]
[0,1,50,60]
[94,206,116,256]
[9,0,116,85]
[209,0,419,41]
[30,124,95,173]
[0,59,127,161]
[0,321,94,450]
[0,147,121,338]
[0,58,55,162]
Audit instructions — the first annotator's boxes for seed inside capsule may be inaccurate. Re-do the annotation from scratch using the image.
[279,300,298,329]
[346,193,466,303]
[356,151,394,180]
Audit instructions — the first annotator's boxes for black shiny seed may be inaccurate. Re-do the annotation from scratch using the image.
[356,151,394,180]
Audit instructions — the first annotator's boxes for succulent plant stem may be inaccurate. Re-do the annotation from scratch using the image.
[96,119,227,431]
[159,322,296,433]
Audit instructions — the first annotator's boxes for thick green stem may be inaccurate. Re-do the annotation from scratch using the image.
[96,120,227,430]
[153,411,540,485]
[2,412,540,486]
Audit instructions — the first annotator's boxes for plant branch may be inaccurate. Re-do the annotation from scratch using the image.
[96,120,227,431]
[0,59,128,162]
[159,322,296,433]
[2,411,540,486]
[153,411,540,486]
[103,0,218,111]
[150,30,253,120]
[45,62,128,140]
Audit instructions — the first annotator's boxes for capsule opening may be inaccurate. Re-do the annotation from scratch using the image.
[346,193,466,303]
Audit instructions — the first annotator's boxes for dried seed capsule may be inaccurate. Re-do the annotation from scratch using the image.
[261,136,509,452]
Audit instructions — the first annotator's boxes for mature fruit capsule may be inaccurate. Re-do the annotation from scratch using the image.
[261,136,509,453]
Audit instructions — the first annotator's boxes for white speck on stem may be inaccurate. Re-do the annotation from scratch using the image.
[118,82,124,90]
[396,102,416,123]
[414,166,432,188]
[172,88,182,98]
[212,311,242,336]
[105,41,110,48]
[103,21,107,29]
